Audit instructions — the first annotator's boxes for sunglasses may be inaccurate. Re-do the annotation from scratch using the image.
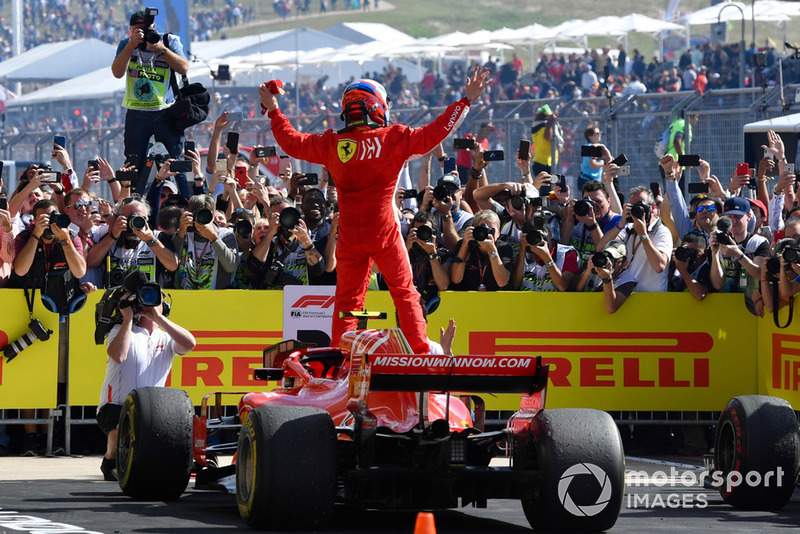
[233,208,254,215]
[696,205,716,213]
[68,201,91,210]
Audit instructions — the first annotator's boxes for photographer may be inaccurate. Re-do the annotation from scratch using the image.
[420,172,472,252]
[246,190,327,289]
[576,240,637,313]
[406,211,450,310]
[86,197,178,288]
[561,181,622,265]
[450,210,512,291]
[10,199,86,287]
[111,9,189,194]
[511,210,579,292]
[669,231,712,301]
[597,186,673,292]
[710,197,770,316]
[96,282,195,481]
[173,194,238,289]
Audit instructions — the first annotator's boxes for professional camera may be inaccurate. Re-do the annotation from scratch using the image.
[674,245,696,262]
[526,229,545,246]
[128,214,147,231]
[416,224,433,242]
[472,223,493,242]
[627,200,650,224]
[139,8,161,50]
[279,207,301,229]
[234,219,253,238]
[782,245,800,264]
[94,270,167,344]
[47,212,71,229]
[766,257,782,276]
[188,208,213,232]
[402,189,418,200]
[713,230,734,246]
[4,319,53,362]
[591,251,611,269]
[433,184,451,202]
[573,197,596,218]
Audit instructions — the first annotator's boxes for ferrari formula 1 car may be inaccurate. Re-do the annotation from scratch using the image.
[113,324,626,532]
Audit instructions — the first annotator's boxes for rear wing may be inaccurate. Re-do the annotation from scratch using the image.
[362,353,548,395]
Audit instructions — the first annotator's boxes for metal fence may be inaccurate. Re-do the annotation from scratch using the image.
[3,84,800,200]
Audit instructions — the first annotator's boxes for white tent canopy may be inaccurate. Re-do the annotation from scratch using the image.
[680,1,790,25]
[0,39,116,84]
[743,113,800,133]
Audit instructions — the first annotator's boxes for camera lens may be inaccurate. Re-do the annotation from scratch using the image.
[279,207,301,229]
[591,251,610,268]
[525,230,544,246]
[235,219,253,237]
[630,202,647,219]
[416,224,433,242]
[128,215,146,231]
[138,283,162,307]
[674,245,695,262]
[433,184,450,202]
[783,246,800,264]
[574,199,592,217]
[54,213,71,229]
[510,195,526,211]
[195,208,213,225]
[473,224,490,242]
[766,257,782,276]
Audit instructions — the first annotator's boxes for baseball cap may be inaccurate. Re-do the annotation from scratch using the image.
[537,104,553,115]
[161,181,178,194]
[437,173,461,189]
[604,240,627,260]
[129,10,148,26]
[723,197,750,216]
[747,198,768,218]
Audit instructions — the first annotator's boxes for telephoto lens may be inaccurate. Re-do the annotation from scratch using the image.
[416,224,433,242]
[433,184,450,202]
[128,215,147,231]
[591,251,611,269]
[472,223,490,242]
[674,245,696,262]
[194,208,213,225]
[525,229,544,246]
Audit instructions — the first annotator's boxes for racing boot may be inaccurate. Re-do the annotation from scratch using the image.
[100,457,117,481]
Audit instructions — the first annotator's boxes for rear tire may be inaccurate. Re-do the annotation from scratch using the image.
[521,409,625,532]
[117,387,194,501]
[714,395,799,510]
[236,406,337,530]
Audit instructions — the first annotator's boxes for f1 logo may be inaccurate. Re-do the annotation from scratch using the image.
[291,295,336,309]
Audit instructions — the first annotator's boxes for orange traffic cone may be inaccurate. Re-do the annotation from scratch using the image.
[413,511,436,534]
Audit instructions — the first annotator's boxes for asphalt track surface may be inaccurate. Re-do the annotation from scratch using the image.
[0,455,798,533]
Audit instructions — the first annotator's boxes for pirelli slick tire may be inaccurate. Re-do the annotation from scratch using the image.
[117,387,194,501]
[522,409,625,533]
[236,406,337,530]
[714,395,800,510]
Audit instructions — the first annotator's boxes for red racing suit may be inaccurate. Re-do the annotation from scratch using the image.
[268,98,471,353]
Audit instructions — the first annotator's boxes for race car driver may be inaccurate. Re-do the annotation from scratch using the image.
[259,68,490,354]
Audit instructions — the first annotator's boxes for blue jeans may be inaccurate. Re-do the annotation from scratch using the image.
[124,108,184,196]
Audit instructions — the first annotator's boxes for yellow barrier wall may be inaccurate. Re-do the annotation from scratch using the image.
[0,291,60,409]
[1,288,796,411]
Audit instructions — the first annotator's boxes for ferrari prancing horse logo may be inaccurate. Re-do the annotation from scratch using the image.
[337,139,356,163]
